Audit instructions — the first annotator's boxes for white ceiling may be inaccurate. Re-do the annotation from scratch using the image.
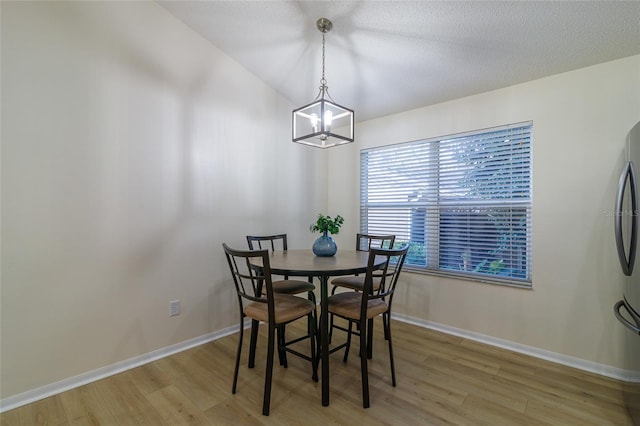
[158,1,640,122]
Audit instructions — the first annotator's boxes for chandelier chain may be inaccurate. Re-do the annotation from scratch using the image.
[320,31,327,88]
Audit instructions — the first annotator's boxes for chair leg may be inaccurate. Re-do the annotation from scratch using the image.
[359,319,370,408]
[249,319,259,368]
[314,313,323,380]
[343,320,353,363]
[263,324,276,416]
[310,312,318,382]
[307,290,317,336]
[232,316,244,394]
[383,312,390,340]
[329,313,334,344]
[387,314,396,387]
[306,277,318,339]
[367,318,374,359]
[329,285,338,344]
[277,326,288,367]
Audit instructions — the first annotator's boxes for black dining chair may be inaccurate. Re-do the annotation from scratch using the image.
[329,233,396,354]
[222,243,317,416]
[330,233,396,294]
[246,234,317,366]
[323,245,409,408]
[246,234,316,300]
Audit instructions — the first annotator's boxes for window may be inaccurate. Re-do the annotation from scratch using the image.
[360,122,532,287]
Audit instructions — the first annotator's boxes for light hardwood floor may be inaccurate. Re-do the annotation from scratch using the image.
[1,318,637,425]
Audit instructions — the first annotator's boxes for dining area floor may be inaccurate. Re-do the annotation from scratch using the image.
[1,318,636,425]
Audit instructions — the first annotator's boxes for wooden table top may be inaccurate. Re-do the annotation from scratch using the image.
[251,249,383,278]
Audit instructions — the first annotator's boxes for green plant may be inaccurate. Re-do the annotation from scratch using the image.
[310,214,344,235]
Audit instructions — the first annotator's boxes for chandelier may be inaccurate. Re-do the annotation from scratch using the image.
[292,18,354,148]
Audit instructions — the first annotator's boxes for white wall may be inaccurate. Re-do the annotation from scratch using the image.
[0,2,326,399]
[329,55,640,373]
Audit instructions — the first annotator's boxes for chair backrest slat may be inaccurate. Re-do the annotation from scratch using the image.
[223,244,274,315]
[361,245,409,315]
[356,233,396,251]
[247,234,288,251]
[246,234,290,279]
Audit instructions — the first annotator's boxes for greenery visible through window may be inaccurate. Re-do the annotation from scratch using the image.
[360,122,532,287]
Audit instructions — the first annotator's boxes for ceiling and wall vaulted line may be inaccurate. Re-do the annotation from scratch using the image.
[158,0,640,122]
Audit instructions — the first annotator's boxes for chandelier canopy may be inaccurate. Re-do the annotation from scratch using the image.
[292,18,354,149]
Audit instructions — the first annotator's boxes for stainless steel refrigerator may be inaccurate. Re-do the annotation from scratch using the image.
[614,120,640,424]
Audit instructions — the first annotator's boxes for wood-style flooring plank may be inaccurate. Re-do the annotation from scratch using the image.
[91,373,165,425]
[57,383,114,425]
[144,385,210,425]
[1,319,637,425]
[12,396,69,426]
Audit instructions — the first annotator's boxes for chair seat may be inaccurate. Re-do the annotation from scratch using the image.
[267,279,315,295]
[245,294,316,324]
[327,292,388,320]
[331,276,381,291]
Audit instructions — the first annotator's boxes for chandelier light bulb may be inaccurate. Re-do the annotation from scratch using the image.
[324,110,333,131]
[310,113,319,133]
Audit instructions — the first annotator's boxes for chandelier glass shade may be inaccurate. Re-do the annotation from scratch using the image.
[292,18,354,148]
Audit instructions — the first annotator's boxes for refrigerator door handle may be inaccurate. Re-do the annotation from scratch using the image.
[615,161,638,276]
[614,300,640,335]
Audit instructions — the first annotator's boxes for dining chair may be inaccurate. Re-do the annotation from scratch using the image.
[222,243,317,416]
[246,234,316,301]
[329,233,396,353]
[323,245,409,408]
[331,234,396,294]
[246,234,317,366]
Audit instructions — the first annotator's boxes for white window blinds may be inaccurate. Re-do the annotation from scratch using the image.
[360,122,532,287]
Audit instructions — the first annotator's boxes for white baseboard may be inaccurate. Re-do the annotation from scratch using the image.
[393,313,640,383]
[0,323,244,413]
[3,316,639,413]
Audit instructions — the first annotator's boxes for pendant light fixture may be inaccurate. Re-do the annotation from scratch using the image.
[292,18,354,148]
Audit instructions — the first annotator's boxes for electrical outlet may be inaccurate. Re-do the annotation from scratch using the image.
[169,300,180,317]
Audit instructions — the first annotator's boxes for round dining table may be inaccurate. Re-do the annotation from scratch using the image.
[251,249,386,406]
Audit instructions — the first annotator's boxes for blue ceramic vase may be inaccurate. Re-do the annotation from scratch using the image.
[312,231,337,257]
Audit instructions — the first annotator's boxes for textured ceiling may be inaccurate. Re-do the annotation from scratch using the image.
[158,1,640,122]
